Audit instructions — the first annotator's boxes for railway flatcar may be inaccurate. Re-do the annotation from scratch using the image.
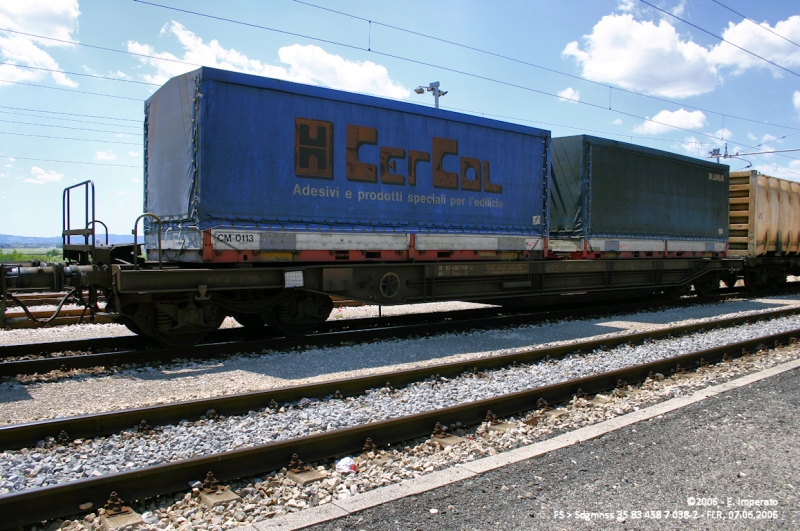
[1,67,798,346]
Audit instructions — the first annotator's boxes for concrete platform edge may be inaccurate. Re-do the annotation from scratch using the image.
[246,358,800,531]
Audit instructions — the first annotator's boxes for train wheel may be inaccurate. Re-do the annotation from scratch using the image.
[120,317,144,336]
[745,272,761,292]
[768,273,787,290]
[721,276,738,288]
[154,327,212,348]
[263,292,333,337]
[134,301,226,347]
[232,312,266,328]
[668,284,690,300]
[106,293,143,335]
[693,277,716,298]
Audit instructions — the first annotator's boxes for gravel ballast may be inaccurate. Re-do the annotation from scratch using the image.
[1,295,799,425]
[2,310,800,496]
[14,345,800,530]
[0,301,494,346]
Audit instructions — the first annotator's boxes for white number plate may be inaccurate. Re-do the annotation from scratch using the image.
[211,230,260,250]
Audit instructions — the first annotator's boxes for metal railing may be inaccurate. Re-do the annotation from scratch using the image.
[132,213,163,269]
[62,181,96,264]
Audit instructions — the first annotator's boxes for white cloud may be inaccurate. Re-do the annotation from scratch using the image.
[557,87,580,103]
[0,0,79,87]
[564,12,800,99]
[634,108,707,134]
[794,91,800,113]
[671,1,686,17]
[0,1,78,43]
[613,118,623,125]
[742,133,781,159]
[127,22,410,98]
[679,135,741,160]
[752,160,800,181]
[617,0,636,12]
[131,177,141,184]
[128,151,140,157]
[679,136,707,157]
[279,44,409,98]
[759,133,781,145]
[24,166,63,184]
[95,150,117,161]
[708,16,800,77]
[563,14,717,98]
[713,128,733,140]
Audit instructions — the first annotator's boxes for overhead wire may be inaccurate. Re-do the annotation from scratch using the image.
[0,105,139,122]
[0,131,140,145]
[388,45,767,147]
[755,130,800,148]
[445,104,747,148]
[639,0,800,78]
[292,0,800,132]
[711,0,800,49]
[2,3,797,172]
[11,14,794,130]
[0,119,137,136]
[0,61,160,86]
[0,110,141,129]
[131,0,794,151]
[128,0,800,167]
[1,155,140,168]
[0,27,201,69]
[745,154,800,178]
[3,4,797,140]
[0,79,143,101]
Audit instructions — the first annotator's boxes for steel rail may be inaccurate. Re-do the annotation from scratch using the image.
[0,286,780,368]
[2,298,363,329]
[2,308,115,328]
[0,326,796,529]
[7,293,99,306]
[0,304,511,358]
[0,334,151,359]
[2,305,798,450]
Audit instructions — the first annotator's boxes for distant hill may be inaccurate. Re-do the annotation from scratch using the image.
[0,234,134,247]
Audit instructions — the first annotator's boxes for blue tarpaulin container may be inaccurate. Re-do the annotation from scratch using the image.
[144,67,550,238]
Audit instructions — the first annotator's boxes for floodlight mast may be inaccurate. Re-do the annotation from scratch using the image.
[415,81,447,108]
[708,142,800,163]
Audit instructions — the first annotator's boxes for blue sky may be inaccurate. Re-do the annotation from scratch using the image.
[1,0,799,237]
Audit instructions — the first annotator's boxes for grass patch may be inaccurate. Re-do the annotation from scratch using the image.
[0,248,62,262]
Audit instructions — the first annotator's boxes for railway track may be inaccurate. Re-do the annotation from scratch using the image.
[2,307,116,328]
[7,292,104,307]
[0,316,796,528]
[1,288,791,377]
[1,295,365,329]
[2,304,798,447]
[7,293,365,308]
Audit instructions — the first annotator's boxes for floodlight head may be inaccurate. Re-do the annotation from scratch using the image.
[413,81,447,108]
